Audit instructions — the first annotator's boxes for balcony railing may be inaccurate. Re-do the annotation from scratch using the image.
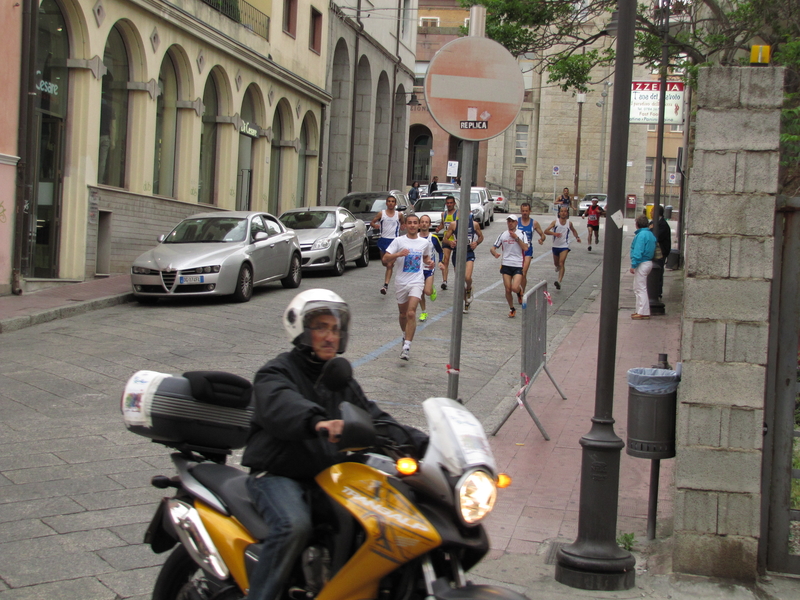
[200,0,270,41]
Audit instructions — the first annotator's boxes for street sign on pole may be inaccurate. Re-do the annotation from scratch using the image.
[553,166,560,176]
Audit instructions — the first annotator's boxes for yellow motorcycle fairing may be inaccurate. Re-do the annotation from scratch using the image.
[316,462,442,600]
[195,499,258,593]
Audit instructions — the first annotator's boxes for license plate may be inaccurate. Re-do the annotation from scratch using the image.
[179,275,204,284]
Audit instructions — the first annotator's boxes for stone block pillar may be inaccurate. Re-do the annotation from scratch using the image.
[675,66,785,579]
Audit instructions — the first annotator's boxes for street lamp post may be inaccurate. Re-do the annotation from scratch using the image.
[573,93,586,209]
[596,82,612,192]
[555,0,637,590]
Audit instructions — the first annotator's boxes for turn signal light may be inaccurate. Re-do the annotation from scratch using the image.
[396,458,419,475]
[497,473,512,488]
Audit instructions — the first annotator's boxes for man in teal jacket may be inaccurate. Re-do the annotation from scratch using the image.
[629,215,656,319]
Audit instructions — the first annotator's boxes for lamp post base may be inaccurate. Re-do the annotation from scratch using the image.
[555,560,635,591]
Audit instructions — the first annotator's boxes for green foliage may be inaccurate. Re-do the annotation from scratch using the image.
[617,532,636,551]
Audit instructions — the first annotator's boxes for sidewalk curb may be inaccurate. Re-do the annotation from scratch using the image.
[0,292,135,334]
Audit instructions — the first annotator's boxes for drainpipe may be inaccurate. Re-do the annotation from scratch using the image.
[13,0,39,294]
[316,103,325,205]
[385,0,402,190]
[346,0,362,193]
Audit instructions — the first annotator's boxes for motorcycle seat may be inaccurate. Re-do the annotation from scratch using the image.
[191,463,270,540]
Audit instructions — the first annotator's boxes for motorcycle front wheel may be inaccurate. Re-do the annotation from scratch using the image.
[153,545,242,600]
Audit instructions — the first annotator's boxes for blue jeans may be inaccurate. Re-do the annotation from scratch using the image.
[246,474,312,600]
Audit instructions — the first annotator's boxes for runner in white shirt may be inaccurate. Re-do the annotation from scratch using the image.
[544,206,582,290]
[382,215,433,361]
[490,215,529,318]
[370,196,405,295]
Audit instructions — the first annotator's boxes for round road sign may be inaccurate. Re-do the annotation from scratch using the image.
[424,37,525,142]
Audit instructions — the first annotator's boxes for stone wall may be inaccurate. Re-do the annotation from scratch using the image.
[674,66,785,579]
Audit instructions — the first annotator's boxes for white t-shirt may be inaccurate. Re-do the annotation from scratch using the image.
[386,235,432,287]
[493,230,529,268]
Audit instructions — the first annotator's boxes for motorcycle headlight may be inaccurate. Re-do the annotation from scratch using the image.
[312,237,333,250]
[456,469,497,525]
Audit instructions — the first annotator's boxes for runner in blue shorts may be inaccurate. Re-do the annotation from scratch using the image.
[516,202,546,302]
[370,196,405,295]
[417,215,443,322]
[444,212,483,313]
[544,206,581,290]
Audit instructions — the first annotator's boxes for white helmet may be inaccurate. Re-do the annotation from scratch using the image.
[283,289,350,354]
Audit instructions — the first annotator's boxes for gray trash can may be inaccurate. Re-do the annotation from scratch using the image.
[663,205,673,220]
[626,368,680,459]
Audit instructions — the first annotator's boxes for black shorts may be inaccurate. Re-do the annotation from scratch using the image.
[587,224,600,231]
[500,265,523,277]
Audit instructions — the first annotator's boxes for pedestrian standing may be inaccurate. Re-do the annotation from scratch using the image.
[370,196,405,295]
[417,215,443,322]
[490,215,529,318]
[582,197,605,250]
[444,210,483,313]
[516,202,546,301]
[434,195,458,290]
[630,214,657,320]
[429,176,439,194]
[408,181,420,205]
[382,215,434,360]
[648,205,671,301]
[544,206,581,290]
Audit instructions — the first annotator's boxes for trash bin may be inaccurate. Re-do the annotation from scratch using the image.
[664,205,673,220]
[626,368,680,459]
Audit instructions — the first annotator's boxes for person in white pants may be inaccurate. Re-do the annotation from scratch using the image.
[629,215,657,320]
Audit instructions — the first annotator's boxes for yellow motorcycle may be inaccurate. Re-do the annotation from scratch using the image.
[121,367,518,600]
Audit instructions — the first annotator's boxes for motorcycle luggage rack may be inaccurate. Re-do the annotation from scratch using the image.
[153,439,232,463]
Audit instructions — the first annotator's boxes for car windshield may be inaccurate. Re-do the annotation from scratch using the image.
[432,190,480,205]
[280,211,338,230]
[414,197,447,212]
[338,194,389,213]
[164,217,247,243]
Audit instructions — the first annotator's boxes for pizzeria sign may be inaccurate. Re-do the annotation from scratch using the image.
[629,81,685,125]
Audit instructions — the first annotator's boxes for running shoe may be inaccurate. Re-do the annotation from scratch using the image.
[465,288,473,307]
[419,312,428,322]
[380,283,388,295]
[554,281,561,290]
[588,245,592,251]
[430,288,437,302]
[400,347,410,360]
[441,281,448,290]
[508,307,516,318]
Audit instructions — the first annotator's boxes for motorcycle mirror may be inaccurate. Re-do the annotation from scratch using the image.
[317,357,353,392]
[337,402,377,451]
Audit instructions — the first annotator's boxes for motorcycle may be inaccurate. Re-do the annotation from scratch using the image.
[121,361,521,600]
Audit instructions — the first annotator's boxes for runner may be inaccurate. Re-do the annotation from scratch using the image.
[516,202,546,302]
[417,215,443,322]
[443,210,483,313]
[370,196,405,295]
[434,195,458,290]
[582,196,605,251]
[544,206,581,290]
[382,215,434,361]
[490,215,529,318]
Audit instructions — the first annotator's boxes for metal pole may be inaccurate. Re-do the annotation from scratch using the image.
[573,95,585,208]
[651,1,670,238]
[446,5,485,400]
[647,459,661,540]
[596,83,610,192]
[555,0,637,590]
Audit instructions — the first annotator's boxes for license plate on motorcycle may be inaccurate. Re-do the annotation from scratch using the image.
[180,275,204,284]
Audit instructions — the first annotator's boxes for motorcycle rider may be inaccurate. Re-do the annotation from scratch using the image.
[242,289,427,600]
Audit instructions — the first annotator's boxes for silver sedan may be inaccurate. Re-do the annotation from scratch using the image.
[130,211,302,304]
[279,206,370,276]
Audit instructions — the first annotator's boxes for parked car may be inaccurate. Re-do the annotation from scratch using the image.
[130,211,301,304]
[431,187,494,228]
[411,195,455,232]
[336,191,413,252]
[279,206,370,276]
[577,193,608,216]
[489,189,508,213]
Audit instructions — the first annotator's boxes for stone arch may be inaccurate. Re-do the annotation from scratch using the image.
[109,19,147,83]
[297,111,320,206]
[372,71,391,190]
[207,65,234,120]
[268,97,295,214]
[352,54,373,191]
[392,84,409,188]
[161,44,194,103]
[327,38,351,203]
[53,0,89,58]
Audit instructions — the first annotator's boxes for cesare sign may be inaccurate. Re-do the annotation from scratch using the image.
[629,81,685,125]
[424,37,524,142]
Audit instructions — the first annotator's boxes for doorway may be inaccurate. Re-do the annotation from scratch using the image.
[31,112,64,278]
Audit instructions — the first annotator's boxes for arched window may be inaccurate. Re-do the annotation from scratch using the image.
[236,87,258,211]
[412,134,431,182]
[153,52,178,196]
[199,75,219,205]
[269,110,283,215]
[98,25,129,188]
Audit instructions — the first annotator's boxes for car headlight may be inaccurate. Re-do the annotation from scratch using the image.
[189,266,221,274]
[312,237,333,250]
[456,469,497,525]
[471,208,480,215]
[132,266,156,275]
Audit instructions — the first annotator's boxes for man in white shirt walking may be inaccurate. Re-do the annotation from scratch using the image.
[491,215,529,318]
[382,215,434,360]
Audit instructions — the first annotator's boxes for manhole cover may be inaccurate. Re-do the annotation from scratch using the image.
[545,541,568,565]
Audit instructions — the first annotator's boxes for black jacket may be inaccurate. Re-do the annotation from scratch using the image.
[242,348,426,480]
[654,216,671,259]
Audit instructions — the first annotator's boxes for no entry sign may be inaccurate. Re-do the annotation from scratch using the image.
[424,37,524,141]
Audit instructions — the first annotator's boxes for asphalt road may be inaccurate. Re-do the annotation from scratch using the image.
[0,217,625,599]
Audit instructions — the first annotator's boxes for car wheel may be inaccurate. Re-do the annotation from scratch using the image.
[233,264,253,302]
[332,246,345,276]
[135,296,159,305]
[354,240,370,268]
[281,254,302,289]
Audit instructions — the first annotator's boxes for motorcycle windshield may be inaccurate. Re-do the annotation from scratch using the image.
[422,397,496,476]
